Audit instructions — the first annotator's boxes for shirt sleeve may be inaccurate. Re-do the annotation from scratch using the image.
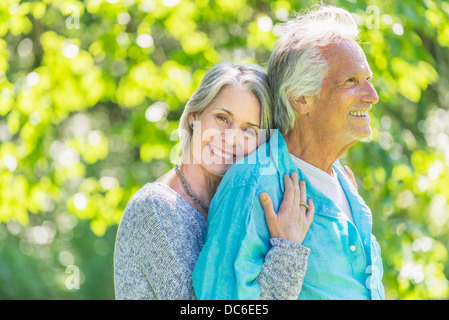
[192,182,310,300]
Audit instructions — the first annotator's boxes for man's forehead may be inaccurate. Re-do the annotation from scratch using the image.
[321,39,371,76]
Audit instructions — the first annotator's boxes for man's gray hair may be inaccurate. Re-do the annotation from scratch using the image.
[268,4,360,135]
[178,61,274,160]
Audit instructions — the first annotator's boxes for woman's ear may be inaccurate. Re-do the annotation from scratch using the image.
[188,112,197,127]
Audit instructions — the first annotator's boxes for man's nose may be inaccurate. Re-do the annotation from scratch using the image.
[363,81,379,105]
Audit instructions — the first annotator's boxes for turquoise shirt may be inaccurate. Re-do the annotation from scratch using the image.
[192,130,385,300]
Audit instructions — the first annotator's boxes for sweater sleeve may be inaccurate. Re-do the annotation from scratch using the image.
[257,238,310,299]
[114,191,197,300]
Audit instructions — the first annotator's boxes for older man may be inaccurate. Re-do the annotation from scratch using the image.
[192,5,385,300]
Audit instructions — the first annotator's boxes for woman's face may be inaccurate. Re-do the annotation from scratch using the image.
[189,84,262,177]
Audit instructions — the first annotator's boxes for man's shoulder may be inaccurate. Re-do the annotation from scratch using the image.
[221,143,281,189]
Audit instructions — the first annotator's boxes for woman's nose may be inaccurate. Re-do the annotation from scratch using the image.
[222,128,238,152]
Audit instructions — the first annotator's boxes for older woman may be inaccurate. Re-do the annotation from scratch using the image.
[113,61,315,300]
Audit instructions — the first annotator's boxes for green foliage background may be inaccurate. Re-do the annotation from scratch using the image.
[0,0,448,299]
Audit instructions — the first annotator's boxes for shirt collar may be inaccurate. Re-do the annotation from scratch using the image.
[334,163,373,246]
[268,129,375,267]
[268,130,372,219]
[267,130,297,192]
[290,153,339,185]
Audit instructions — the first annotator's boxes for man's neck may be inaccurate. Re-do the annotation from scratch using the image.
[284,125,354,175]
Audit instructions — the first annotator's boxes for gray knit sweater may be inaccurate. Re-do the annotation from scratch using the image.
[114,182,310,300]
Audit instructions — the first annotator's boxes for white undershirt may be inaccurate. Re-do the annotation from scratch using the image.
[290,154,355,225]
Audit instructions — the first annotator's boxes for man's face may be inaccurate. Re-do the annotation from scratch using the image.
[308,39,379,148]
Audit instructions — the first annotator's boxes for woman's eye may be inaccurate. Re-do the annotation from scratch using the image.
[216,114,229,123]
[243,127,257,137]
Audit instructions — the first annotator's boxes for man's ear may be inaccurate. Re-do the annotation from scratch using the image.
[289,95,310,115]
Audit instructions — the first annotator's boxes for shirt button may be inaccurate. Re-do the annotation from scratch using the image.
[349,245,356,252]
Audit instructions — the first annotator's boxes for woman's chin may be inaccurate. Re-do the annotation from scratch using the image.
[202,163,233,177]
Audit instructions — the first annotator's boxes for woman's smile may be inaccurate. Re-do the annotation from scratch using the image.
[206,144,236,163]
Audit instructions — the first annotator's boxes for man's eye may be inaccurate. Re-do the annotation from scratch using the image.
[345,77,359,86]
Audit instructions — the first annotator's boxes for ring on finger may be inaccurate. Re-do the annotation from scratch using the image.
[300,202,309,211]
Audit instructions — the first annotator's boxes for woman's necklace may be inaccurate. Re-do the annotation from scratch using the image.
[174,163,209,215]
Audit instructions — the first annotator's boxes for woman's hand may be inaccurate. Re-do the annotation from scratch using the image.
[259,171,314,244]
[344,165,358,191]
